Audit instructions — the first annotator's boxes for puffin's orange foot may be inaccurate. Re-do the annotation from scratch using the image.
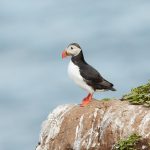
[80,99,90,107]
[80,94,93,107]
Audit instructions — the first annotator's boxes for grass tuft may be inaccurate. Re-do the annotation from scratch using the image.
[123,81,150,107]
[113,133,141,150]
[101,98,111,101]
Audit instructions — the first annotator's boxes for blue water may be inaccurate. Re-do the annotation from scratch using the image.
[0,0,150,149]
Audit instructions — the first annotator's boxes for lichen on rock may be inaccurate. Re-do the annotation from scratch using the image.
[36,104,75,150]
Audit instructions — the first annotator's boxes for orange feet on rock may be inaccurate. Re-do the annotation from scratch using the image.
[80,93,93,107]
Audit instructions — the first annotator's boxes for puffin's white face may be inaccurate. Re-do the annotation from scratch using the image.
[67,45,81,56]
[62,44,81,59]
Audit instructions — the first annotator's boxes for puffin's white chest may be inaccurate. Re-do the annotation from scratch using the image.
[68,61,94,93]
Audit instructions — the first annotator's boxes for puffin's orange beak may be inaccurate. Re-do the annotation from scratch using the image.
[62,50,68,59]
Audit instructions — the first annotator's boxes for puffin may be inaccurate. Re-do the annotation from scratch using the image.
[62,43,116,106]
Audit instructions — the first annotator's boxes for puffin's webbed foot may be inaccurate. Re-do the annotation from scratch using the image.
[80,93,93,107]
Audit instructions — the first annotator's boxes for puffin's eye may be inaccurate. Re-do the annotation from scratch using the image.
[71,47,73,50]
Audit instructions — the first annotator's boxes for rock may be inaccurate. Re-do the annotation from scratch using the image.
[36,99,150,150]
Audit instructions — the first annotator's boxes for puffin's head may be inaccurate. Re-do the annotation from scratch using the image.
[62,43,82,59]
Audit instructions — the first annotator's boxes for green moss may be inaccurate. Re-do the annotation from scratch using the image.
[101,98,111,101]
[123,81,150,107]
[113,133,141,150]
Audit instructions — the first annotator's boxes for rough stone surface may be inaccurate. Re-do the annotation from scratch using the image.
[36,99,150,150]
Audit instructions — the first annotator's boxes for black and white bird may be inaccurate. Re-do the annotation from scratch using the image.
[62,43,116,106]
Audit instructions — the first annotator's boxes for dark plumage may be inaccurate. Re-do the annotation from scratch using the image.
[72,50,116,92]
[69,43,81,49]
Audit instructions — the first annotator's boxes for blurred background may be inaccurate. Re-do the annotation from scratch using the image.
[0,0,150,149]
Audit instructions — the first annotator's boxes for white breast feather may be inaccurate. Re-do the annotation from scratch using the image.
[68,61,94,94]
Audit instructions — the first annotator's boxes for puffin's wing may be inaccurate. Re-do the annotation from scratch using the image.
[80,64,115,91]
[79,63,103,82]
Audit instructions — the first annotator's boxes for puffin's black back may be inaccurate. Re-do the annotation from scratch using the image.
[71,51,116,91]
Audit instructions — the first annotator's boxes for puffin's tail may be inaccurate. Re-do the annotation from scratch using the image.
[110,87,117,91]
[100,79,116,91]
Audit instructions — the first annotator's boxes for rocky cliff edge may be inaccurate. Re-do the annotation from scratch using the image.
[36,99,150,150]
